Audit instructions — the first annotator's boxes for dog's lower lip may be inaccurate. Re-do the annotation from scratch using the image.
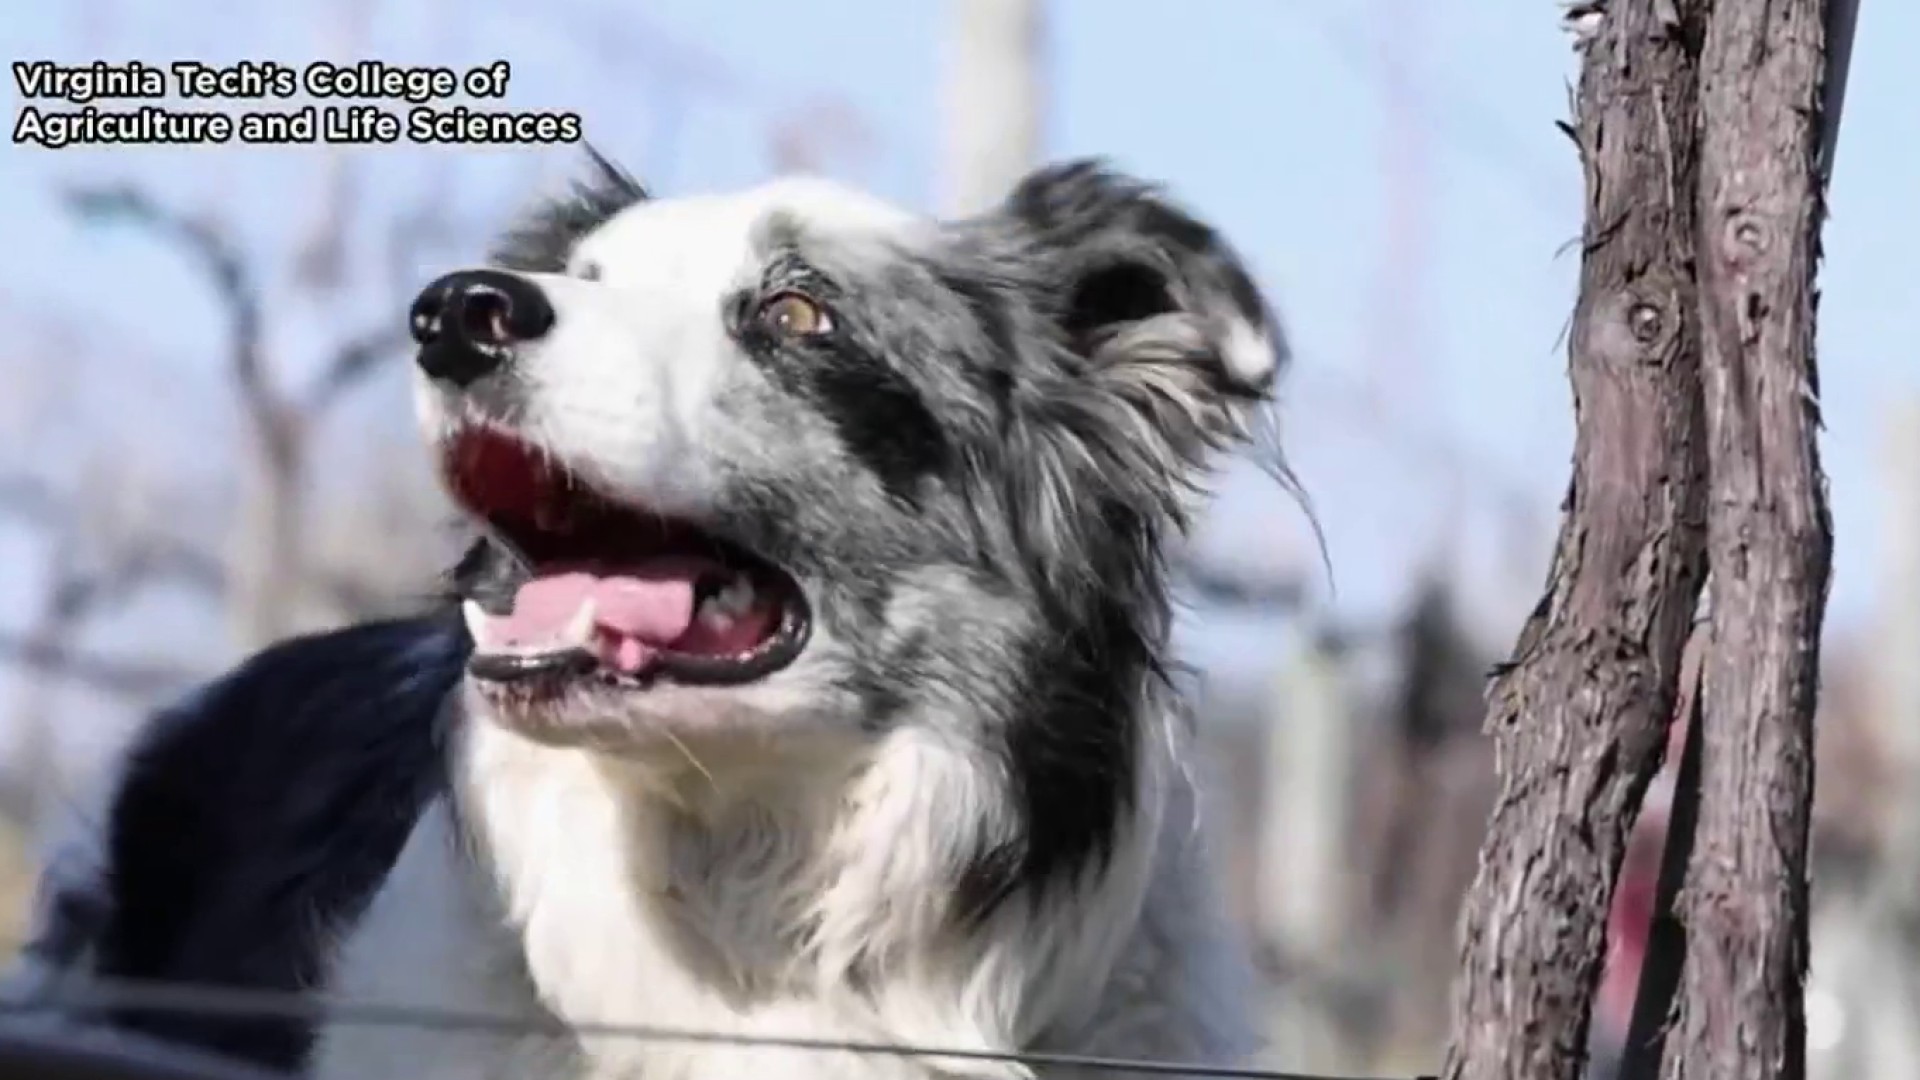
[469,647,599,683]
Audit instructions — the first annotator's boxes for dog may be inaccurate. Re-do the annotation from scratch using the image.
[8,153,1291,1079]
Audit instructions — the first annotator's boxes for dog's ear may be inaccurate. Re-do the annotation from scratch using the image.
[490,146,649,272]
[999,159,1286,397]
[974,162,1292,601]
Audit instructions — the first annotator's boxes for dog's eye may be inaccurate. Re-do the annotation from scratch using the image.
[757,291,833,341]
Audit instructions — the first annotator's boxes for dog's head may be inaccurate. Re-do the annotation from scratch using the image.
[423,152,1285,897]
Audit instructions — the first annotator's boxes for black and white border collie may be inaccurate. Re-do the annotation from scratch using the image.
[9,154,1290,1079]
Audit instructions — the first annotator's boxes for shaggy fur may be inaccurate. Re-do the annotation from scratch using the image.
[7,153,1290,1080]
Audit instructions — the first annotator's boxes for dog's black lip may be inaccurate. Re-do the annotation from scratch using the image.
[650,587,812,686]
[468,646,599,683]
[464,574,813,690]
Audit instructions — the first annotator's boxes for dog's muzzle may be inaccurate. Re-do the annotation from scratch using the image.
[409,269,555,387]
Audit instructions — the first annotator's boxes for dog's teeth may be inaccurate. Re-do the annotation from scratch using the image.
[696,604,734,634]
[462,600,492,648]
[694,576,756,633]
[714,577,756,617]
[563,599,598,648]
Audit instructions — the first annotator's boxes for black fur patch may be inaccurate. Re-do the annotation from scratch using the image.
[490,147,648,273]
[795,354,950,507]
[88,615,468,1072]
[732,260,953,508]
[956,599,1150,922]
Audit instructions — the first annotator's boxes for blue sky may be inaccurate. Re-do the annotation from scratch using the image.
[1,0,1916,703]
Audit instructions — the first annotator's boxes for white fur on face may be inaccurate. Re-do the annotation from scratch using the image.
[416,178,919,524]
[414,177,929,759]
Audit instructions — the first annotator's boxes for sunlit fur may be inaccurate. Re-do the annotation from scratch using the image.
[12,154,1290,1080]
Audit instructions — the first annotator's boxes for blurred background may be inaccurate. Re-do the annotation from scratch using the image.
[0,1,1915,1077]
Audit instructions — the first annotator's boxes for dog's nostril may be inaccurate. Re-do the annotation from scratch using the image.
[457,287,514,347]
[410,269,557,388]
[409,308,440,346]
[408,283,452,347]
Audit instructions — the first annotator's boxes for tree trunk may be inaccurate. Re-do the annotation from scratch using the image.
[1664,1,1835,1077]
[1439,4,1712,1078]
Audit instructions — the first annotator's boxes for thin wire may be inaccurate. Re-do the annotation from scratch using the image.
[2,975,1432,1080]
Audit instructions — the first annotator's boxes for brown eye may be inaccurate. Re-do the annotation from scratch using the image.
[758,291,832,340]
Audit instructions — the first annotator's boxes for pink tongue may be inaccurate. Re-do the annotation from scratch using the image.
[486,560,708,673]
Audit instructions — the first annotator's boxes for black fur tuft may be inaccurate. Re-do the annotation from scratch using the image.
[86,615,467,1072]
[489,146,648,273]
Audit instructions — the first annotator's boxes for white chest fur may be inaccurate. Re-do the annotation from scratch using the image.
[306,714,1255,1080]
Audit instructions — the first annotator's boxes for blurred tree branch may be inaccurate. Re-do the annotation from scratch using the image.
[60,167,455,430]
[62,186,268,409]
[52,173,450,645]
[0,539,211,826]
[298,324,412,418]
[0,472,227,600]
[0,632,203,703]
[1178,554,1306,612]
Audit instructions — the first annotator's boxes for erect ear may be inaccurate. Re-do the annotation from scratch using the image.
[999,159,1286,395]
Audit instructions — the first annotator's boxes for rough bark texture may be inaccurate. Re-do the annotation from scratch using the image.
[1665,1,1834,1077]
[1439,4,1712,1079]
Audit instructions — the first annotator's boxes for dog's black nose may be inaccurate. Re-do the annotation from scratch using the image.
[409,269,555,387]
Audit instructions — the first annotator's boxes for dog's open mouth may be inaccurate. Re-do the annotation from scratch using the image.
[441,427,809,688]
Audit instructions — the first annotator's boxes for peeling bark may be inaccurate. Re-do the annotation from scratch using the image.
[1665,1,1835,1077]
[1440,4,1712,1078]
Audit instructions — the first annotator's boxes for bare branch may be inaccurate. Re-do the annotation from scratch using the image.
[63,185,267,413]
[112,542,229,600]
[291,154,359,294]
[290,0,380,300]
[294,0,384,294]
[298,324,410,417]
[1176,553,1306,611]
[293,159,466,419]
[1,546,121,821]
[0,631,202,701]
[0,468,224,582]
[0,539,212,758]
[61,183,297,469]
[0,471,228,599]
